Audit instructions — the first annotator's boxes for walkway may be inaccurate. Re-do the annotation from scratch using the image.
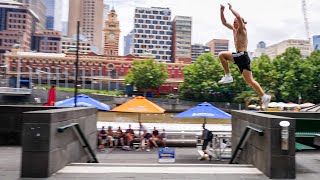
[0,146,319,180]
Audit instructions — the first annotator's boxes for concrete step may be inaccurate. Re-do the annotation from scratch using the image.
[57,163,263,175]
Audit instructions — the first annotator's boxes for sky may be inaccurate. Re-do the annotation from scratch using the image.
[63,0,320,55]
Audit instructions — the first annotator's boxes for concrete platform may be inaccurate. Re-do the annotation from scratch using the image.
[1,146,320,180]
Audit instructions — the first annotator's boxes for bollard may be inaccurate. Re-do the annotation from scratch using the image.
[279,121,290,151]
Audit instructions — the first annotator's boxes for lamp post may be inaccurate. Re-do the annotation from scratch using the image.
[17,55,21,88]
[91,68,94,89]
[99,67,102,90]
[82,68,85,89]
[74,21,80,107]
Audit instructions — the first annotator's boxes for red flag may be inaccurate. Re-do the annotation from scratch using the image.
[44,86,56,106]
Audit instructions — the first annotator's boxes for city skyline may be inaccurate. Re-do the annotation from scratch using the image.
[50,0,320,55]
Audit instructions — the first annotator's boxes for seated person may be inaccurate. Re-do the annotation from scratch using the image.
[137,121,151,151]
[146,127,160,151]
[159,128,167,147]
[98,126,107,151]
[106,126,115,147]
[125,124,135,145]
[114,126,125,147]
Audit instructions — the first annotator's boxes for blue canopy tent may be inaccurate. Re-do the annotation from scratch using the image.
[172,102,231,124]
[55,94,110,111]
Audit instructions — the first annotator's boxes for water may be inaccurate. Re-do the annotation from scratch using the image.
[98,112,231,124]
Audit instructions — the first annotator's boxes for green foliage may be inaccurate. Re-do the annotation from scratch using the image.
[181,48,320,104]
[124,58,168,96]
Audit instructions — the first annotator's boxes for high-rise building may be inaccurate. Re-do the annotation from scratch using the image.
[313,35,320,51]
[124,30,134,55]
[172,16,192,63]
[0,0,40,52]
[265,39,312,59]
[257,41,266,49]
[61,38,92,54]
[68,0,104,54]
[31,30,62,53]
[16,0,47,31]
[253,41,267,59]
[191,44,210,62]
[103,8,120,56]
[61,21,68,36]
[43,0,62,31]
[133,7,172,62]
[206,39,229,57]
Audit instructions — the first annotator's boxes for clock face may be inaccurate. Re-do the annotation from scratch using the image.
[109,33,115,41]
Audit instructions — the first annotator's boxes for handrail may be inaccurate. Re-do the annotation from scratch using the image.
[58,123,98,163]
[229,126,264,164]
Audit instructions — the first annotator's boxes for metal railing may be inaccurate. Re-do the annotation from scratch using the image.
[229,126,264,164]
[58,123,98,163]
[0,87,32,95]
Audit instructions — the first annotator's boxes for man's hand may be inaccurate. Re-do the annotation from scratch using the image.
[220,4,225,11]
[228,3,232,10]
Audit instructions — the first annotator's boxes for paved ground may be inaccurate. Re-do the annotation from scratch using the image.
[1,146,320,180]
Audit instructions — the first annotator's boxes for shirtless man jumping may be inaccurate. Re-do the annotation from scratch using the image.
[218,3,271,109]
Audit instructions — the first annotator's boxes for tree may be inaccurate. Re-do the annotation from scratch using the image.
[271,48,313,102]
[124,59,168,97]
[304,50,320,103]
[179,54,223,101]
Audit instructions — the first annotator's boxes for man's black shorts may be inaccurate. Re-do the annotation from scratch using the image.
[202,140,209,150]
[232,51,251,73]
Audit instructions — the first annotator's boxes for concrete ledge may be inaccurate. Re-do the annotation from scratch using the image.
[231,110,296,179]
[21,107,97,178]
[315,134,320,146]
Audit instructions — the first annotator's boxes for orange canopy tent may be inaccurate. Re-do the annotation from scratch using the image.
[111,96,165,122]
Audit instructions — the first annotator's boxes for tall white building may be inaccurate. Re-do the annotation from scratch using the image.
[124,30,134,55]
[133,7,172,62]
[265,39,312,59]
[191,44,210,62]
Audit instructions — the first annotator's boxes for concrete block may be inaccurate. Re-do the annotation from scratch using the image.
[314,134,320,146]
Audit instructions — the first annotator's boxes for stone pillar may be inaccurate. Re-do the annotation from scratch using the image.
[231,111,296,179]
[21,107,97,178]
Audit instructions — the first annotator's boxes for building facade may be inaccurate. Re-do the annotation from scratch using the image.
[252,41,267,59]
[191,44,210,62]
[124,30,134,55]
[313,35,320,51]
[3,49,187,93]
[0,1,40,52]
[172,16,192,63]
[60,38,92,54]
[206,39,229,57]
[31,30,62,53]
[103,8,120,56]
[265,39,312,59]
[16,0,47,31]
[133,7,172,62]
[68,0,104,54]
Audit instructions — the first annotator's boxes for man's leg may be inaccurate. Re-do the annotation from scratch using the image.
[241,70,264,96]
[242,70,271,108]
[218,51,234,84]
[218,51,234,74]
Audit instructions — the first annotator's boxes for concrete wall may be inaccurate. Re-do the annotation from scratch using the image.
[21,107,97,178]
[231,110,296,179]
[259,111,320,119]
[315,135,320,146]
[0,105,61,145]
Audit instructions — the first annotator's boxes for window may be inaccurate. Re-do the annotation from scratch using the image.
[145,30,150,34]
[146,20,151,24]
[137,50,143,53]
[149,25,154,29]
[156,16,162,20]
[142,15,147,18]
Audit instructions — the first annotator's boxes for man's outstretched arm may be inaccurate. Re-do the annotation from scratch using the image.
[228,3,245,29]
[220,4,234,30]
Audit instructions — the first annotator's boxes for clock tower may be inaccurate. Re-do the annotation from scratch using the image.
[104,8,120,56]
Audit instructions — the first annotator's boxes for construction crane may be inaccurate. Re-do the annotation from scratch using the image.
[301,0,310,40]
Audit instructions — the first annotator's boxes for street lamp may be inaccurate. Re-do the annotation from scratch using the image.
[56,67,60,87]
[27,66,32,89]
[67,21,80,107]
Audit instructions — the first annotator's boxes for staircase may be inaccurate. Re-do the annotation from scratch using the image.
[52,163,267,179]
